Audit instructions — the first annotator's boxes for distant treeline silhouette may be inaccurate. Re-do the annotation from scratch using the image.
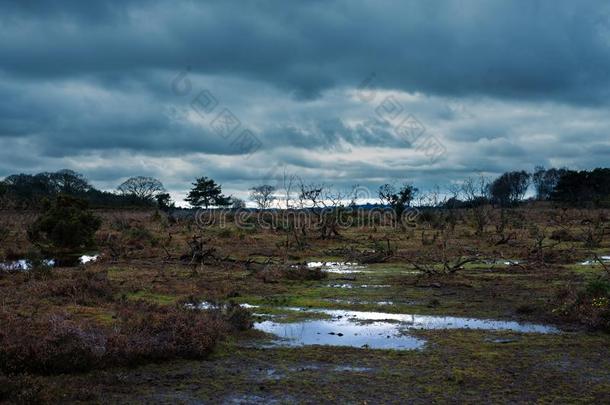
[549,168,610,206]
[0,170,157,209]
[1,167,609,210]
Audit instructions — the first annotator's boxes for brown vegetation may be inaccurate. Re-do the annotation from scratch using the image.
[0,203,608,401]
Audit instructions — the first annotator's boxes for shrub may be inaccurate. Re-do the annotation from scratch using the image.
[252,264,327,283]
[223,302,254,331]
[32,270,114,305]
[282,265,327,281]
[107,304,227,365]
[0,304,230,374]
[0,312,104,374]
[549,228,575,242]
[586,279,610,297]
[125,225,158,247]
[217,228,234,238]
[0,373,54,403]
[554,279,610,331]
[27,195,101,255]
[418,210,446,230]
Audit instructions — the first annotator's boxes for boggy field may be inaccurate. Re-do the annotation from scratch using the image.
[1,206,609,403]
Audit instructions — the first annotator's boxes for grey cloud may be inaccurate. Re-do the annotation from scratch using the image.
[1,1,609,104]
[1,0,609,200]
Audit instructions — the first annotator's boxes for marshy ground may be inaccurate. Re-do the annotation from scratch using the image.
[1,207,609,403]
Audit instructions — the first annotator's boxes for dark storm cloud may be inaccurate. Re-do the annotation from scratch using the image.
[1,0,610,200]
[1,0,610,103]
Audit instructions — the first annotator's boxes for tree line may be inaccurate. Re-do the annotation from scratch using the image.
[1,166,609,210]
[483,167,610,207]
[0,170,164,209]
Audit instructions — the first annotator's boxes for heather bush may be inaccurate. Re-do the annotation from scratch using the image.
[549,228,574,242]
[0,304,232,375]
[0,312,104,374]
[107,303,227,365]
[0,373,54,403]
[554,278,610,331]
[32,270,114,305]
[254,264,327,282]
[282,265,327,281]
[125,225,158,247]
[223,302,254,331]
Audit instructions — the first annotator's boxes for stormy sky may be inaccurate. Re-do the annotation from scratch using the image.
[1,0,610,203]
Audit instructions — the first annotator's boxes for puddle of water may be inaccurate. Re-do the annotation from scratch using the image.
[254,307,558,350]
[485,337,520,344]
[481,259,522,266]
[223,393,291,404]
[190,302,215,310]
[187,301,260,310]
[580,256,610,265]
[327,283,354,289]
[0,259,55,271]
[0,254,99,271]
[79,254,99,264]
[312,308,558,333]
[333,365,372,372]
[306,261,364,274]
[0,259,30,271]
[326,283,391,289]
[289,364,321,372]
[258,368,284,381]
[324,298,396,306]
[255,318,426,350]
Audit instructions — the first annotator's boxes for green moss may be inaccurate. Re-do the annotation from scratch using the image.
[565,263,608,278]
[106,266,124,278]
[126,290,178,305]
[65,305,116,326]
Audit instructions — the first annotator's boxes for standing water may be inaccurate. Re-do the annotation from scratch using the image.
[254,307,558,350]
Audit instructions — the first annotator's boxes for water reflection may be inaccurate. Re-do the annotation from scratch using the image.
[326,283,391,289]
[307,262,364,274]
[0,254,99,271]
[580,255,610,265]
[254,307,558,350]
[256,318,425,350]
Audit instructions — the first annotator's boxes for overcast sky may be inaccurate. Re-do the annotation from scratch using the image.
[1,0,610,203]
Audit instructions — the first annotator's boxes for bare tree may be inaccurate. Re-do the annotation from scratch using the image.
[492,207,516,245]
[319,186,349,238]
[280,169,297,209]
[441,183,463,232]
[532,166,567,200]
[461,175,489,203]
[296,180,324,239]
[249,184,276,210]
[117,176,165,201]
[447,183,462,201]
[298,181,324,209]
[406,238,481,276]
[277,170,302,257]
[425,185,443,208]
[461,175,491,236]
[231,197,246,209]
